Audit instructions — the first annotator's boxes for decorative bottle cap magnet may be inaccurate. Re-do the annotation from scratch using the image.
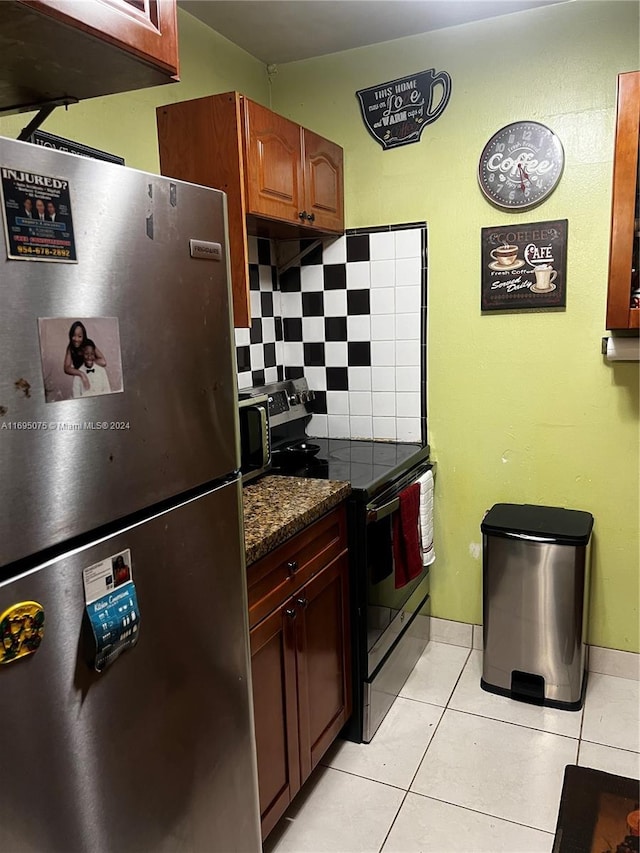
[0,601,45,665]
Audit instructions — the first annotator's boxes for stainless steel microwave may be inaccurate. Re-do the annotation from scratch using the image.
[238,393,271,483]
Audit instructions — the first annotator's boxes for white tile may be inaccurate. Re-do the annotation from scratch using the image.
[372,392,395,417]
[396,417,422,442]
[272,290,282,316]
[250,290,262,318]
[348,366,371,391]
[373,417,396,440]
[259,264,274,289]
[275,339,284,367]
[347,315,371,340]
[582,672,640,752]
[395,312,420,341]
[369,231,395,260]
[283,342,303,365]
[395,285,421,314]
[589,646,640,681]
[450,651,584,738]
[350,416,373,438]
[349,391,372,415]
[327,415,350,438]
[265,765,404,853]
[400,641,470,707]
[264,366,278,383]
[382,793,554,853]
[429,617,473,648]
[305,365,327,391]
[371,341,395,367]
[262,317,276,342]
[396,340,421,366]
[323,698,443,789]
[396,256,422,287]
[370,288,395,315]
[247,234,259,265]
[370,259,396,288]
[346,261,370,289]
[578,741,640,779]
[396,391,421,418]
[325,341,348,367]
[372,366,396,392]
[396,366,420,393]
[300,265,324,291]
[394,228,423,260]
[323,290,347,317]
[237,371,252,390]
[280,291,302,317]
[250,345,264,369]
[234,327,250,347]
[326,390,349,415]
[301,316,324,342]
[308,413,328,437]
[371,314,395,341]
[411,710,578,832]
[473,624,483,650]
[322,235,346,265]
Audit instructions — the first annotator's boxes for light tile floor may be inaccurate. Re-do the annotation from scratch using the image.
[264,643,640,853]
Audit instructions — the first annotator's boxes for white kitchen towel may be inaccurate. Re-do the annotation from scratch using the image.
[418,469,435,566]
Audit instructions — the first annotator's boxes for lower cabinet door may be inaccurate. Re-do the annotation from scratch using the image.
[295,552,352,781]
[250,599,300,839]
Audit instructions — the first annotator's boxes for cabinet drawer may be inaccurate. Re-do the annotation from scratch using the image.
[248,505,347,629]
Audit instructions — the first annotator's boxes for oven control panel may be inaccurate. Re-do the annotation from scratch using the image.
[242,378,315,428]
[268,390,289,417]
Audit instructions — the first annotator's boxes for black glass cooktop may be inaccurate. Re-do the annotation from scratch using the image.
[271,438,430,496]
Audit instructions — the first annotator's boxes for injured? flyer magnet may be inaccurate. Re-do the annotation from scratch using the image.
[1,166,77,262]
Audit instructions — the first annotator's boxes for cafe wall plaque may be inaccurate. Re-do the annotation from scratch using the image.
[481,219,568,311]
[356,69,452,150]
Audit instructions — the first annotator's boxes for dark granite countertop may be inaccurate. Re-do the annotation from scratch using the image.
[243,475,351,566]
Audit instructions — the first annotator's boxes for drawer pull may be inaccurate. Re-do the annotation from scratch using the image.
[287,560,298,575]
[285,608,297,619]
[295,597,308,609]
[298,210,307,221]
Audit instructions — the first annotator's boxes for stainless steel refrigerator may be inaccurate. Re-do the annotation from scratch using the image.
[0,137,261,852]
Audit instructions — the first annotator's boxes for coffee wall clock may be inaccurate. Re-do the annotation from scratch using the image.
[478,121,564,210]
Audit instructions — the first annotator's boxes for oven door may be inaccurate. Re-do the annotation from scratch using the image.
[365,460,435,679]
[238,395,271,483]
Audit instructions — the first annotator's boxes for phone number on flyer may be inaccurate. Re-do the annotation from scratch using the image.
[1,422,131,430]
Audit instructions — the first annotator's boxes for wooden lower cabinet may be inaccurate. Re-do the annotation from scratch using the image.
[248,508,351,840]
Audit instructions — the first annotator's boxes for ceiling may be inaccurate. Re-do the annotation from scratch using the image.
[179,0,566,65]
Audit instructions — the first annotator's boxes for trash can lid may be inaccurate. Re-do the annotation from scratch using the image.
[481,503,594,545]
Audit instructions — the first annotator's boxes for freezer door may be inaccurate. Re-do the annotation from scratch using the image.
[0,480,261,853]
[0,137,238,566]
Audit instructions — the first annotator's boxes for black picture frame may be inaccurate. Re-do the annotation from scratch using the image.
[481,219,568,311]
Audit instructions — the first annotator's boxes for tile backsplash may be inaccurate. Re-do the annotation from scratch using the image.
[235,223,427,443]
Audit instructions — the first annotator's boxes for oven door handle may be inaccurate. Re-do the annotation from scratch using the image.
[366,496,399,524]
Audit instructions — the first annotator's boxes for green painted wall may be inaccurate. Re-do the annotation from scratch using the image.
[270,0,640,651]
[0,8,269,172]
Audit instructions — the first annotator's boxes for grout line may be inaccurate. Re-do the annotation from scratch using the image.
[377,790,409,853]
[447,706,582,742]
[579,738,640,755]
[316,762,409,793]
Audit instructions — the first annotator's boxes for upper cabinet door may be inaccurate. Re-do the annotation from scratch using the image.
[303,129,345,233]
[19,0,179,74]
[606,70,640,330]
[243,99,304,224]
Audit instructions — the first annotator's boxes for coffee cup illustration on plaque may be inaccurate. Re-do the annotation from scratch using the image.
[490,245,522,270]
[532,264,557,292]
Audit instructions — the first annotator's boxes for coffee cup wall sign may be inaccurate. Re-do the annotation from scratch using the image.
[481,219,568,311]
[478,121,564,210]
[356,69,452,150]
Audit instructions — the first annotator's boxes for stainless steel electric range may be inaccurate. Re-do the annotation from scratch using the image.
[241,377,434,743]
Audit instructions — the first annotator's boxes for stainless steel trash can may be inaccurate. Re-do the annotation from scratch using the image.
[481,503,594,710]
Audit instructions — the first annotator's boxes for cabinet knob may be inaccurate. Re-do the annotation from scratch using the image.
[296,597,308,609]
[298,210,307,221]
[306,212,315,222]
[286,560,298,575]
[285,608,297,619]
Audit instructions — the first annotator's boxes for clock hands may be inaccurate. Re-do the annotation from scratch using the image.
[517,164,531,193]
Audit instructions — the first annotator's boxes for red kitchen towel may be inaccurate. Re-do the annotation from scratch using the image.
[392,483,423,589]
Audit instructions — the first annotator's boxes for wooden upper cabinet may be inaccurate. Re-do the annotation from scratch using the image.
[243,100,304,223]
[606,71,640,331]
[0,0,179,113]
[157,92,344,327]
